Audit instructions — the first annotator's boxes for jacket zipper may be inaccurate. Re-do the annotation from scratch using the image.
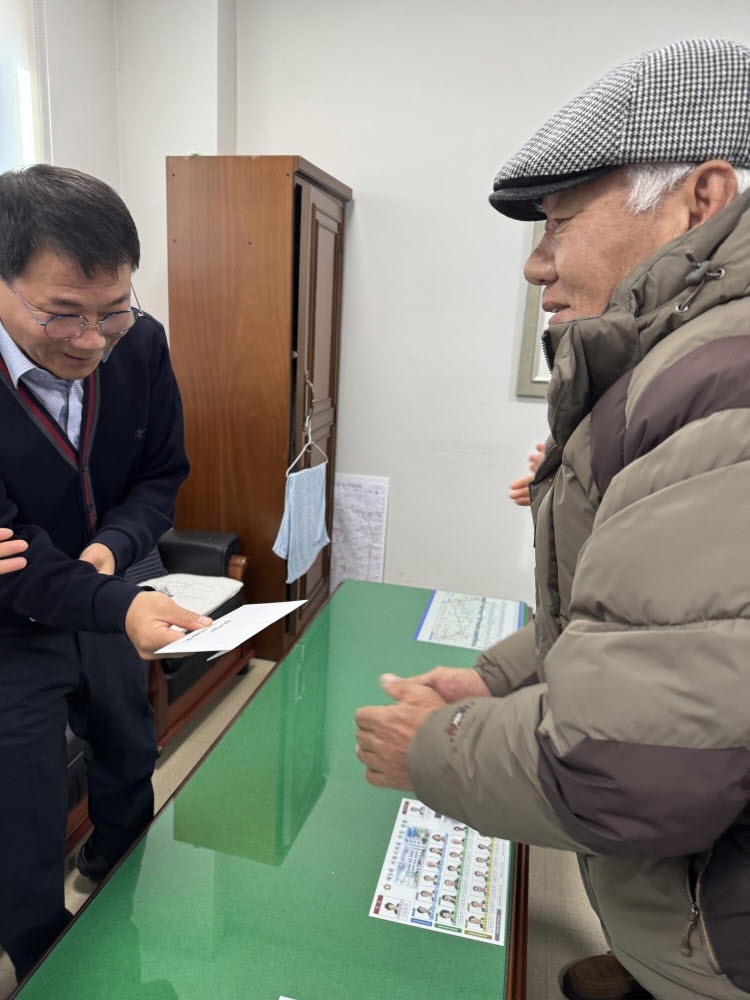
[680,884,698,958]
[541,330,554,372]
[681,851,721,973]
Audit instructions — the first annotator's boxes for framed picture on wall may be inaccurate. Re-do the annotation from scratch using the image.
[516,221,550,398]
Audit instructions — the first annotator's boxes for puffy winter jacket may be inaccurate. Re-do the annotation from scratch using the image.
[408,190,750,999]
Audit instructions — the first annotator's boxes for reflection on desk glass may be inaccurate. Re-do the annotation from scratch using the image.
[16,582,518,1000]
[173,612,329,864]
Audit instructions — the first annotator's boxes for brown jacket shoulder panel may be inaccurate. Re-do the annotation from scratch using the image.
[536,732,750,857]
[624,334,750,467]
[590,368,633,498]
[590,333,750,499]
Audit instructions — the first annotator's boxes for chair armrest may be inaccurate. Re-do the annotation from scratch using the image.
[228,554,249,583]
[158,529,241,576]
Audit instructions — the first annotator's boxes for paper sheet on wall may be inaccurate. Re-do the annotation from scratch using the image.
[370,798,510,946]
[154,601,305,656]
[415,590,527,650]
[330,474,389,592]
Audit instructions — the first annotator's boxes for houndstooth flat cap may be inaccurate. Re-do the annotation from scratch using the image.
[490,38,750,221]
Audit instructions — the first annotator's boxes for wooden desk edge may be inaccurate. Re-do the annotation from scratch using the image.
[505,841,529,999]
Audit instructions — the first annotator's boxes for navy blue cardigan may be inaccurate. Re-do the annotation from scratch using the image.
[0,314,189,633]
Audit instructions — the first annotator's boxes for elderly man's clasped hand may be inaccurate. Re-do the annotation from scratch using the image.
[354,667,491,790]
[355,675,445,790]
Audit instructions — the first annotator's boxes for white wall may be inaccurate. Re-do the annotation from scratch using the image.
[44,0,233,327]
[44,0,119,189]
[115,0,223,327]
[0,0,43,171]
[40,0,750,606]
[235,0,750,604]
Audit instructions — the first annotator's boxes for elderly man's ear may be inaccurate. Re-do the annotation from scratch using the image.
[684,159,740,229]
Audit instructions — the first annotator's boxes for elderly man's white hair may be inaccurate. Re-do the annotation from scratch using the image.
[627,163,750,214]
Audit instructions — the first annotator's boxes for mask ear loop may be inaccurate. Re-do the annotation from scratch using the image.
[286,375,328,477]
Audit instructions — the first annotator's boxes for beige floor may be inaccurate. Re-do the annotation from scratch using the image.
[0,657,606,999]
[527,847,607,998]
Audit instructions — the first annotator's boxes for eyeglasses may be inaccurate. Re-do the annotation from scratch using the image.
[2,280,144,341]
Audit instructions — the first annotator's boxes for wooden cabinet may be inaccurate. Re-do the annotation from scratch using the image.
[166,156,352,658]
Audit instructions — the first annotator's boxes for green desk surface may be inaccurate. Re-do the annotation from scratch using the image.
[15,581,525,1000]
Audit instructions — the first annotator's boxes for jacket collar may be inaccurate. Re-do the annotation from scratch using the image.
[0,321,48,388]
[540,187,750,463]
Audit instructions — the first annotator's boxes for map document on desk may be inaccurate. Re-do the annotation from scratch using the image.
[370,798,511,946]
[415,591,527,649]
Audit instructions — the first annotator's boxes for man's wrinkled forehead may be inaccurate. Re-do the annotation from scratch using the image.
[538,190,568,218]
[540,187,587,219]
[540,170,630,218]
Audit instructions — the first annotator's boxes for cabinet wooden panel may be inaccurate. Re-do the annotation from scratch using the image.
[167,156,352,658]
[289,181,344,635]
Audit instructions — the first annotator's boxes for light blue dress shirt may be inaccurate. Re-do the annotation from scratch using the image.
[0,321,85,449]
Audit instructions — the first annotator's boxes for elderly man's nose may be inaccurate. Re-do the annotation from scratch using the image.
[524,242,556,286]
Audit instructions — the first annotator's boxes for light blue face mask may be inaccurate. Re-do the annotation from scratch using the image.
[272,462,330,584]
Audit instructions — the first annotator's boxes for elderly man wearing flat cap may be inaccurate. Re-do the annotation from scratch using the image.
[356,38,750,1000]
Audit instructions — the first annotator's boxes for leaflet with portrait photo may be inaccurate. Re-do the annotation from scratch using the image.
[369,798,511,946]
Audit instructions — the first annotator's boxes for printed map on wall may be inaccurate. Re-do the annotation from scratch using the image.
[331,474,389,592]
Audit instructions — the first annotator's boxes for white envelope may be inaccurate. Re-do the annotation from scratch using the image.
[155,600,306,656]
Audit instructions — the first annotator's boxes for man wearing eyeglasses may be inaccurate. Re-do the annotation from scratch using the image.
[0,164,210,981]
